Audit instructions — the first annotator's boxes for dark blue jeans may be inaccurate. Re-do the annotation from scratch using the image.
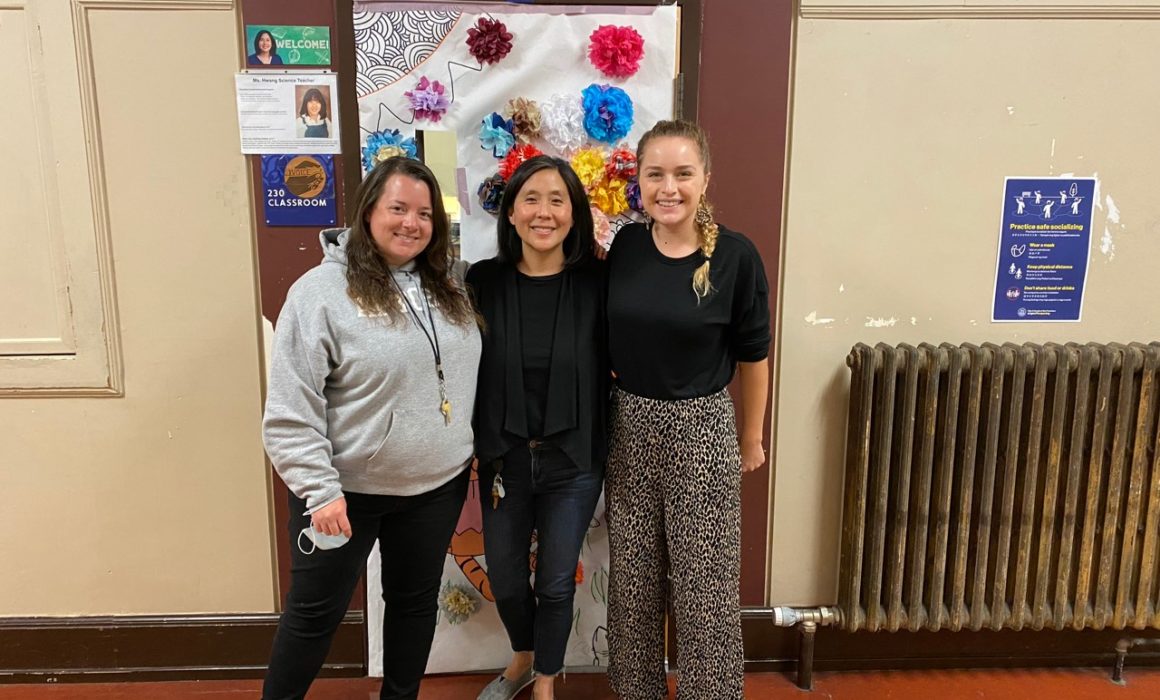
[263,469,469,700]
[480,441,603,675]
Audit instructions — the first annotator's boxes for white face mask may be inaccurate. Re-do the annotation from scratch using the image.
[297,525,350,555]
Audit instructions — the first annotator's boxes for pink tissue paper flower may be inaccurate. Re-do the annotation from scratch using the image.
[588,25,645,79]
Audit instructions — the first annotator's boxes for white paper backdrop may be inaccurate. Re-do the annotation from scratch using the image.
[355,2,677,675]
[355,3,678,261]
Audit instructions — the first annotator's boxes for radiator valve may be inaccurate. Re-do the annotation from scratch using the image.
[772,605,841,628]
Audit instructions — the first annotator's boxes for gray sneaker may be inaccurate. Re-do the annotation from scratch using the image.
[476,667,534,700]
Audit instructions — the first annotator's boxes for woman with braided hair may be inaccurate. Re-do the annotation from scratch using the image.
[604,119,771,699]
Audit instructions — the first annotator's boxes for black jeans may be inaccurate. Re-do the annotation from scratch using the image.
[480,441,603,675]
[263,469,469,700]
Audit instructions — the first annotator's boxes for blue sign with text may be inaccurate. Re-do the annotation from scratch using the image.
[992,177,1095,322]
[262,154,337,227]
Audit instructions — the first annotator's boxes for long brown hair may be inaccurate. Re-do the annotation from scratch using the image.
[635,119,719,299]
[344,157,475,326]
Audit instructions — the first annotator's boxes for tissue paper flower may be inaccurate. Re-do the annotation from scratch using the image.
[404,76,449,122]
[581,84,633,144]
[361,129,418,173]
[588,25,645,79]
[438,581,479,625]
[590,177,629,217]
[591,206,613,251]
[499,143,544,181]
[466,17,513,65]
[479,112,515,158]
[540,93,586,153]
[570,147,607,190]
[503,97,543,143]
[477,173,506,214]
[605,146,637,180]
[626,178,643,212]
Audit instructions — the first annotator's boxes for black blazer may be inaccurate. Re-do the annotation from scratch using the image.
[466,257,608,472]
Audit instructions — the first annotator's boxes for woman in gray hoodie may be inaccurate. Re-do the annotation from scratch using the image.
[261,157,481,700]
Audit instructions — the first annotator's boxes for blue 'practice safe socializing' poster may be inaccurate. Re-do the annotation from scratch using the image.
[992,176,1095,322]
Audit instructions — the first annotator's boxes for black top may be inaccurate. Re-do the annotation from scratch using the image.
[517,271,563,438]
[467,258,608,471]
[607,222,771,400]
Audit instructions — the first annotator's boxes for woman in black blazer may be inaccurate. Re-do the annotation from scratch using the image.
[466,156,606,700]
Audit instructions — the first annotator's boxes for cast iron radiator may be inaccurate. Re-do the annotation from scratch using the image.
[839,342,1160,633]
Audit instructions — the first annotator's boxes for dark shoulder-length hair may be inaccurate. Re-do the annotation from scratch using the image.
[496,156,593,270]
[298,88,328,120]
[253,30,278,57]
[345,156,476,327]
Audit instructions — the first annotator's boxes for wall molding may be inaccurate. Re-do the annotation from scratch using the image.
[0,612,364,683]
[0,1,77,361]
[3,0,233,396]
[801,3,1160,20]
[4,609,1159,682]
[77,0,232,9]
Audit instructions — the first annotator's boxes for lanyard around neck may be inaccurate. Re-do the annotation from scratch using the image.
[390,270,452,426]
[392,271,441,367]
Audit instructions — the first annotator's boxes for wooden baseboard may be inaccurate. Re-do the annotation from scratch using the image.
[0,612,364,683]
[741,610,1160,671]
[6,608,1157,683]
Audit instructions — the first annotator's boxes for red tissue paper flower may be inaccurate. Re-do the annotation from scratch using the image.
[466,17,513,65]
[588,25,645,79]
[499,143,544,181]
[605,146,637,181]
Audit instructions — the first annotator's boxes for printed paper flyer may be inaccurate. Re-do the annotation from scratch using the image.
[992,177,1095,322]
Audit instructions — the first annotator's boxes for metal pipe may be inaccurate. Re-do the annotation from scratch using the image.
[756,606,841,691]
[1112,638,1130,684]
[769,605,841,628]
[798,621,817,691]
[1111,637,1160,685]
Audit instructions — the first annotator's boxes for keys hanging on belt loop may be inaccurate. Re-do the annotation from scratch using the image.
[491,473,505,513]
[491,459,505,508]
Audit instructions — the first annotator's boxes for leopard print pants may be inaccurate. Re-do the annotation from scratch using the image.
[606,386,744,700]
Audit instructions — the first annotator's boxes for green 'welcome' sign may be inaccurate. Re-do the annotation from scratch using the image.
[245,25,331,66]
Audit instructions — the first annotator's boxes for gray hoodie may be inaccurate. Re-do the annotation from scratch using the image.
[262,229,481,511]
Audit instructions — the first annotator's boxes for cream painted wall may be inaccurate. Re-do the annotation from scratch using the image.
[0,2,274,615]
[772,7,1160,604]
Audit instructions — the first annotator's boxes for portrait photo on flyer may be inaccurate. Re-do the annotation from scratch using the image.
[235,72,341,155]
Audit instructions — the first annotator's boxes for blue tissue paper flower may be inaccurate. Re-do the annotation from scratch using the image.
[581,84,633,144]
[479,113,516,158]
[361,129,418,173]
[478,173,506,215]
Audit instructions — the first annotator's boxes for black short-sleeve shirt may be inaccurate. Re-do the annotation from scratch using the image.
[607,222,770,400]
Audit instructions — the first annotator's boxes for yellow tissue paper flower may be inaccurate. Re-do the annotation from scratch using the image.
[570,147,607,190]
[590,177,629,217]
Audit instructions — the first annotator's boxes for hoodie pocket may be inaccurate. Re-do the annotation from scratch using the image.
[367,411,397,465]
[366,410,421,469]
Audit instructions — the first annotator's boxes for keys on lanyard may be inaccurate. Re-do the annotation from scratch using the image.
[436,363,451,426]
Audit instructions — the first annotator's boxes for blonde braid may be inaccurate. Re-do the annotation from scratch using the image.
[692,193,718,299]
